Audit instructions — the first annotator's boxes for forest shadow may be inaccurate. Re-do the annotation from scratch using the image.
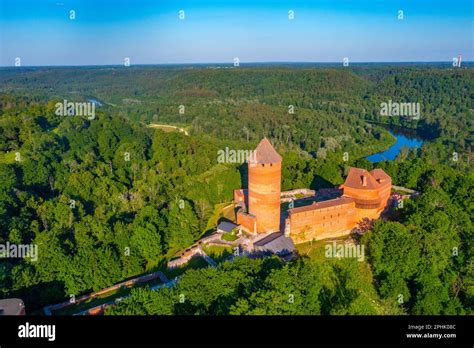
[238,163,248,189]
[10,280,66,314]
[310,175,334,190]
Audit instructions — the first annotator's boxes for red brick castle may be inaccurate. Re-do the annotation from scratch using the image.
[234,138,392,244]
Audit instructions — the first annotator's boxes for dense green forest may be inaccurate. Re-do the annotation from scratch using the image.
[0,65,472,315]
[1,65,472,168]
[106,156,472,315]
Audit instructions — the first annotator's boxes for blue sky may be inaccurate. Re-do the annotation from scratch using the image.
[0,0,473,66]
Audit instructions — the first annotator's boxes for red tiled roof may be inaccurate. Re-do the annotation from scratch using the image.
[253,138,282,164]
[370,168,391,185]
[344,167,380,190]
[289,196,355,215]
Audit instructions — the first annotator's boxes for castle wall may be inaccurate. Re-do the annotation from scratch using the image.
[287,174,392,244]
[248,161,281,233]
[233,189,248,208]
[378,184,392,207]
[287,199,356,244]
[237,211,257,234]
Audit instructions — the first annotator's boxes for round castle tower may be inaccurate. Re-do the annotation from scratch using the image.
[248,138,282,233]
[341,167,392,223]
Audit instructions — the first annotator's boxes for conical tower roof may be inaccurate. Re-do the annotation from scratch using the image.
[253,138,282,164]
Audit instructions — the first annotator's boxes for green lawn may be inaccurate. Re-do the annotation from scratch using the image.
[163,255,210,279]
[202,245,233,262]
[202,202,232,236]
[0,151,18,164]
[295,235,354,261]
[221,232,239,242]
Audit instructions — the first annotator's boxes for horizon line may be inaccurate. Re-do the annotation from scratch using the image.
[1,60,473,69]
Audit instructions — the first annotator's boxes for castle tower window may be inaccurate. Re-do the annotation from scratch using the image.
[361,175,367,187]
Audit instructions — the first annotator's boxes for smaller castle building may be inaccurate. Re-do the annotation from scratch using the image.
[285,167,392,244]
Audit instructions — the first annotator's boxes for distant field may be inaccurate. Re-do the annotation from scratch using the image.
[147,123,189,135]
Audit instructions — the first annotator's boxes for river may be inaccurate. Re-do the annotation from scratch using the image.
[366,127,424,163]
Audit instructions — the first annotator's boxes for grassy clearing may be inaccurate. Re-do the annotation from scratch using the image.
[295,235,354,261]
[221,233,239,242]
[203,202,230,235]
[221,204,236,221]
[202,245,233,262]
[0,151,18,164]
[163,255,210,279]
[147,123,189,135]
